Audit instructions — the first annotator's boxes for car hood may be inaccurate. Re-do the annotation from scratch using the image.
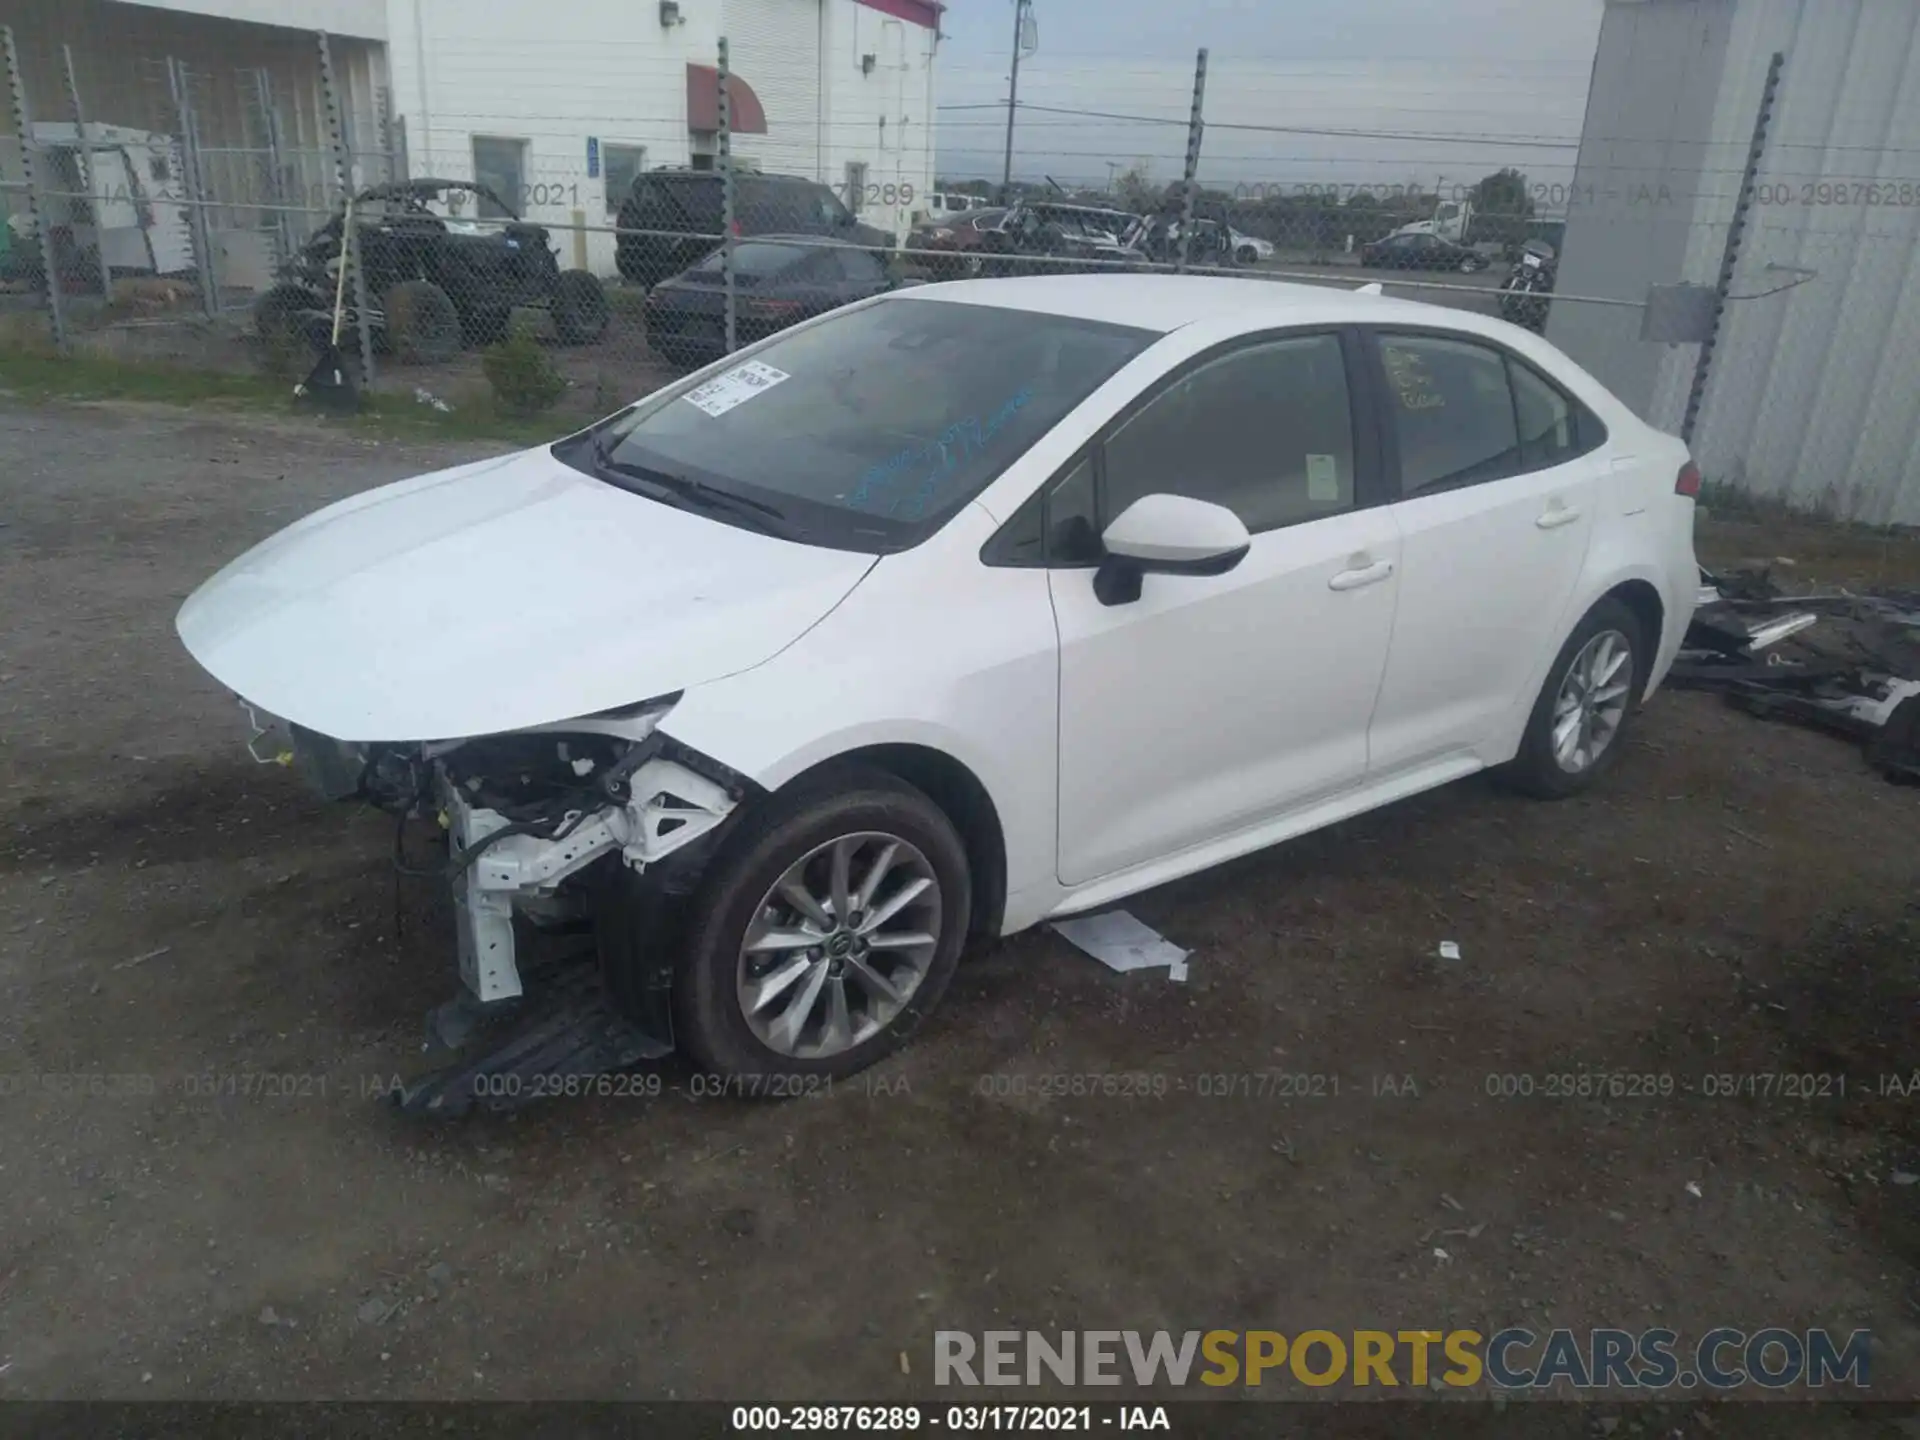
[176,446,877,742]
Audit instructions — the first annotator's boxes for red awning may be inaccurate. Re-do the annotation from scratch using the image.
[687,63,768,134]
[856,0,944,29]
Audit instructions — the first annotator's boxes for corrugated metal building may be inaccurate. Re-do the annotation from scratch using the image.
[1549,0,1920,525]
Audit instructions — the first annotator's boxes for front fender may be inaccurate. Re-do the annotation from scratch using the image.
[656,506,1059,915]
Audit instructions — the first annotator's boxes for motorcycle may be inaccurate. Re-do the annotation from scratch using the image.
[1499,241,1557,333]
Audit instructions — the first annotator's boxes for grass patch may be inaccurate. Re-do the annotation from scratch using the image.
[0,347,569,446]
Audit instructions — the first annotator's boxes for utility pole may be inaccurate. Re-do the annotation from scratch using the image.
[999,0,1031,204]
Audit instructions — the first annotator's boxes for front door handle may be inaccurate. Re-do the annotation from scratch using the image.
[1329,559,1395,592]
[1536,505,1583,530]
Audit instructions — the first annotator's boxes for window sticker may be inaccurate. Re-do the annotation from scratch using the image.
[682,361,792,418]
[1306,453,1341,502]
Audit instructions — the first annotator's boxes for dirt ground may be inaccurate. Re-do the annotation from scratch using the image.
[2,399,1919,1420]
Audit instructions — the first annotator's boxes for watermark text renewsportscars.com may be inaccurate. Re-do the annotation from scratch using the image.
[934,1328,1871,1392]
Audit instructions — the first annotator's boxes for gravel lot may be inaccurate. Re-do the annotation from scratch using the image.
[2,399,1918,1417]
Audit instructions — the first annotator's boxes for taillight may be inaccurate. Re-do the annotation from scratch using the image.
[730,219,743,237]
[1675,461,1702,498]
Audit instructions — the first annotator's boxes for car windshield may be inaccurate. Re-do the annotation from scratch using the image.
[558,297,1155,553]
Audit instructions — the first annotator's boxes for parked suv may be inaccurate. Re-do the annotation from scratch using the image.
[614,169,895,290]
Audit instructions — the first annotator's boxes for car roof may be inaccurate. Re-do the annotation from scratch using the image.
[644,169,821,187]
[899,273,1493,337]
[743,233,860,246]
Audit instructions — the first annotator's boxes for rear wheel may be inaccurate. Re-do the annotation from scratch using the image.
[254,283,323,346]
[552,269,609,344]
[669,766,972,1085]
[1502,598,1647,799]
[382,279,461,364]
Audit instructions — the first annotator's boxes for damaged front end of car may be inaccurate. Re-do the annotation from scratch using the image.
[242,694,753,1061]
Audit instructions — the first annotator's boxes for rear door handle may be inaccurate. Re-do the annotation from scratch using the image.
[1329,559,1395,592]
[1536,506,1583,530]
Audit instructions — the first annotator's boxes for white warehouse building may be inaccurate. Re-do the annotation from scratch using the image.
[387,0,944,273]
[1549,0,1920,526]
[0,0,942,287]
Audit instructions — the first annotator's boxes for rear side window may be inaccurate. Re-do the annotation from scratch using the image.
[1509,358,1607,467]
[688,180,725,232]
[1377,334,1520,496]
[833,247,887,284]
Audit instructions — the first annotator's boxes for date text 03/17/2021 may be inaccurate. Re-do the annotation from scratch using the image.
[729,1407,1170,1432]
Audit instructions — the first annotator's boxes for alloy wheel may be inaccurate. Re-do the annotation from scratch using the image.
[1551,628,1634,774]
[735,832,943,1059]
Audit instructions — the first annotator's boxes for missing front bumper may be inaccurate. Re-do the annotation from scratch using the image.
[439,754,738,1003]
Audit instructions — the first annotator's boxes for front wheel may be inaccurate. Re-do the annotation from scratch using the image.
[669,767,972,1084]
[1501,598,1648,799]
[1236,246,1258,266]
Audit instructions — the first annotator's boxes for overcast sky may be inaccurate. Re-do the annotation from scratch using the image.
[932,0,1607,202]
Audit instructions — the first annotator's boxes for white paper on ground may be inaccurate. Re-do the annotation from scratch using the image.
[682,360,791,418]
[1050,910,1191,983]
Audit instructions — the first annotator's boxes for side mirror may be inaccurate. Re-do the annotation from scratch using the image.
[1093,493,1251,607]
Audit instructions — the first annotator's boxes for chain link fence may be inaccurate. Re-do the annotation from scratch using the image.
[1,14,1906,520]
[0,22,1645,425]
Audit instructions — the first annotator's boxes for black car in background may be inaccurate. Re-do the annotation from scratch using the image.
[642,235,901,367]
[1359,231,1492,273]
[615,169,895,291]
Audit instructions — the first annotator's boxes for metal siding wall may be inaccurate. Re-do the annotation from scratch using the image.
[721,0,822,179]
[1693,0,1920,523]
[1546,0,1735,418]
[1563,0,1920,522]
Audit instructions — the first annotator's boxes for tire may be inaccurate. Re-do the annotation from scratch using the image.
[382,279,461,364]
[1501,598,1649,800]
[552,269,609,344]
[254,283,324,345]
[669,765,972,1085]
[1237,246,1258,266]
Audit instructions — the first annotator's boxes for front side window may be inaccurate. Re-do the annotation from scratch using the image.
[1377,333,1520,496]
[560,298,1154,554]
[1102,333,1358,535]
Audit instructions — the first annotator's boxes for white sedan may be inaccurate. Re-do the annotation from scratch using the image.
[177,275,1700,1082]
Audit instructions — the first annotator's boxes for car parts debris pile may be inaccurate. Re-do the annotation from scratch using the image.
[1668,566,1920,785]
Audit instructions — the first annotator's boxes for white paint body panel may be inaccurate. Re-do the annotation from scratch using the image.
[176,277,1700,943]
[1052,509,1400,886]
[175,447,875,741]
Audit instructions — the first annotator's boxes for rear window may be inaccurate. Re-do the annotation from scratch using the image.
[566,297,1155,553]
[742,179,849,231]
[690,241,811,277]
[629,176,720,231]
